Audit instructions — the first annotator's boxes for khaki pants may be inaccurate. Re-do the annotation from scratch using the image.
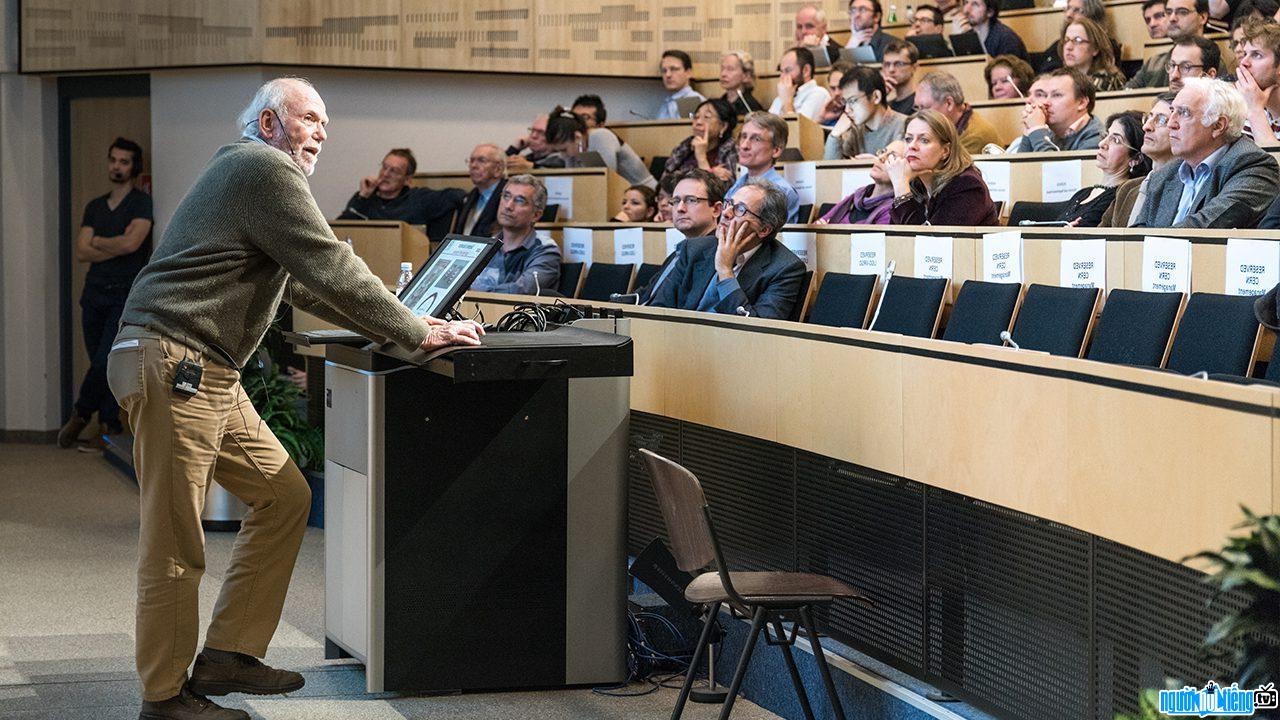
[106,327,310,702]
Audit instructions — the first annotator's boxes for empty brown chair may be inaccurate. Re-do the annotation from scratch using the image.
[639,449,871,720]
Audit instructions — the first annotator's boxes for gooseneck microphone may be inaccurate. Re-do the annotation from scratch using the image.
[999,330,1020,350]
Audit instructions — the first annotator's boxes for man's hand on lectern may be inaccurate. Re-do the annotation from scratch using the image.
[420,318,485,352]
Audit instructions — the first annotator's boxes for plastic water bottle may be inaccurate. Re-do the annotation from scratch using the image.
[906,4,916,22]
[395,262,413,296]
[889,4,898,22]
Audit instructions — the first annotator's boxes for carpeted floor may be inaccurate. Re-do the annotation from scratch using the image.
[0,442,779,720]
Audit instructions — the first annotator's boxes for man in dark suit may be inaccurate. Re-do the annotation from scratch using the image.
[845,0,896,61]
[453,143,506,237]
[650,178,806,320]
[1133,77,1279,228]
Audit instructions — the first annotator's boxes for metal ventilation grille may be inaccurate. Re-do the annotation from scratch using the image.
[626,412,680,556]
[795,452,927,668]
[679,422,795,572]
[926,489,1092,720]
[1093,538,1248,720]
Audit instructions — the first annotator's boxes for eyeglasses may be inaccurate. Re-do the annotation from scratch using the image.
[1164,61,1204,74]
[1168,6,1196,16]
[1142,111,1170,127]
[882,60,914,69]
[726,201,767,224]
[843,94,868,108]
[528,126,546,137]
[671,195,710,207]
[1062,35,1090,45]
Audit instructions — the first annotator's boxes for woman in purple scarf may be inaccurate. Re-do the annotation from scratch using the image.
[815,140,905,225]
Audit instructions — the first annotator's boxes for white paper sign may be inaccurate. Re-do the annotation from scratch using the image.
[780,231,817,272]
[914,235,953,279]
[784,161,817,205]
[1225,238,1280,296]
[841,169,874,198]
[982,231,1024,283]
[1142,235,1192,293]
[664,228,684,258]
[543,176,574,219]
[535,229,554,246]
[562,227,593,266]
[849,232,887,276]
[974,161,1011,204]
[1058,238,1107,289]
[613,227,643,266]
[1041,160,1083,202]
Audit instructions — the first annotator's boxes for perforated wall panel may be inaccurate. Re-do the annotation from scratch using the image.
[626,411,679,556]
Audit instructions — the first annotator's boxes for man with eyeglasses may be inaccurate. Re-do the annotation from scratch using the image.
[1102,92,1178,226]
[844,0,895,60]
[769,46,833,122]
[505,114,563,171]
[794,3,845,66]
[913,70,1004,152]
[633,169,727,304]
[1133,77,1278,227]
[1166,36,1220,93]
[649,179,806,319]
[725,112,802,222]
[469,174,561,295]
[908,4,947,36]
[1236,20,1280,147]
[452,144,506,237]
[1126,0,1209,88]
[338,148,465,241]
[881,39,921,114]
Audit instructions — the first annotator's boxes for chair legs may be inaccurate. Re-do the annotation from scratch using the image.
[772,616,817,720]
[717,606,767,720]
[672,600,722,720]
[800,606,847,720]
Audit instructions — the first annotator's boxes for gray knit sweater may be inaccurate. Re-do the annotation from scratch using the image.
[122,139,428,367]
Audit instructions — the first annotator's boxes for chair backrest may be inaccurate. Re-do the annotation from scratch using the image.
[578,262,635,301]
[648,156,668,179]
[942,280,1023,345]
[539,203,560,222]
[1166,292,1261,376]
[817,202,836,219]
[1009,284,1100,357]
[557,262,585,298]
[1086,289,1184,367]
[633,262,663,292]
[1008,200,1071,225]
[779,147,805,162]
[638,449,716,573]
[788,270,815,322]
[807,272,877,329]
[870,275,949,338]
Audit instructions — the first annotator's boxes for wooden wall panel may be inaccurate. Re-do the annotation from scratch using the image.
[260,0,401,68]
[400,0,534,74]
[134,0,262,68]
[23,0,140,72]
[533,0,659,77]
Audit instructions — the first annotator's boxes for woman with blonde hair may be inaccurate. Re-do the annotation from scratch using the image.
[1058,16,1125,91]
[719,51,764,113]
[885,109,999,225]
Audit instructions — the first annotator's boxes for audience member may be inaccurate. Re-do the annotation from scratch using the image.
[824,66,909,159]
[816,140,907,224]
[655,172,679,223]
[1055,111,1152,226]
[1102,92,1178,225]
[882,39,921,114]
[794,3,845,64]
[571,95,607,129]
[1039,0,1122,73]
[1133,78,1279,228]
[952,0,1029,60]
[1237,19,1280,146]
[1057,17,1126,91]
[614,184,659,222]
[885,110,1000,224]
[845,0,896,59]
[720,51,764,113]
[1011,68,1102,152]
[1143,0,1170,38]
[985,54,1035,98]
[769,46,833,121]
[727,112,802,222]
[339,148,464,240]
[818,60,857,126]
[634,169,728,304]
[1127,0,1208,88]
[505,115,562,171]
[551,102,658,187]
[1166,36,1221,93]
[914,70,1004,152]
[663,98,739,182]
[453,143,505,236]
[470,175,561,295]
[655,50,706,119]
[908,4,948,37]
[649,179,806,319]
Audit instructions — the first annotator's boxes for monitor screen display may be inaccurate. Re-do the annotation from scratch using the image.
[399,235,500,319]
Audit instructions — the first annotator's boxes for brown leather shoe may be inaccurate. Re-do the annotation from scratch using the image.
[57,414,88,449]
[138,685,248,720]
[187,649,305,697]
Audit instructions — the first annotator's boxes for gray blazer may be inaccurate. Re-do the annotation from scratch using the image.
[1131,137,1279,229]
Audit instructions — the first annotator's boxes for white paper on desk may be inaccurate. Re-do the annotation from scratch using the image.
[562,227,593,266]
[664,228,684,258]
[543,176,573,219]
[1142,235,1192,293]
[1041,159,1082,202]
[613,227,644,266]
[914,234,953,279]
[784,161,817,205]
[849,232,886,276]
[780,231,817,272]
[1058,238,1106,289]
[973,161,1011,204]
[982,231,1023,283]
[841,169,873,198]
[1225,238,1280,296]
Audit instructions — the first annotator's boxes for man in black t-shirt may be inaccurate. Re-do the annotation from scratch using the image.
[336,148,464,241]
[58,137,153,450]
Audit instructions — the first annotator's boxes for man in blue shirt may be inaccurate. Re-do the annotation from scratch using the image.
[724,112,802,223]
[655,50,706,119]
[469,174,562,295]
